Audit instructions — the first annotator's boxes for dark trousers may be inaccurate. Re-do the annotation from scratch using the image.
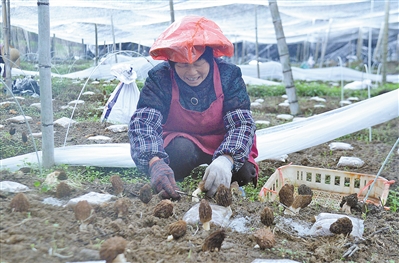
[165,136,257,187]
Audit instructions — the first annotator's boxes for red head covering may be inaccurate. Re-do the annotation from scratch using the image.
[149,15,234,63]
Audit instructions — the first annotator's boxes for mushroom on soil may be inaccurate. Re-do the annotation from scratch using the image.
[56,181,71,198]
[110,175,124,196]
[74,200,95,232]
[10,192,30,212]
[167,220,187,240]
[114,197,130,218]
[153,199,174,218]
[215,184,232,207]
[99,236,128,263]
[199,199,212,231]
[139,183,153,204]
[330,216,353,236]
[254,227,275,249]
[260,206,274,228]
[340,193,359,214]
[202,229,226,252]
[285,194,313,215]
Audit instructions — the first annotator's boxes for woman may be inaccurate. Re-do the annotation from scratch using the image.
[128,15,258,199]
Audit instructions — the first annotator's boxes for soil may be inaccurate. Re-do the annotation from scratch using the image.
[1,83,398,263]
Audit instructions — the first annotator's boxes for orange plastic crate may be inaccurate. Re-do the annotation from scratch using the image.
[258,164,394,210]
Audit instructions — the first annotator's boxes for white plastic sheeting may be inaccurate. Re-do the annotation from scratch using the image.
[8,1,399,47]
[1,89,397,172]
[256,89,398,161]
[11,56,399,83]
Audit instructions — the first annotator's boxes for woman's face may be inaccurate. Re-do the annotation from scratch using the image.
[174,58,210,87]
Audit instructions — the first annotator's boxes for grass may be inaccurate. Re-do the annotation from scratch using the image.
[247,80,398,99]
[20,60,94,75]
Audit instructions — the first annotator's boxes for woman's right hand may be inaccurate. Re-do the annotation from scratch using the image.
[148,158,180,200]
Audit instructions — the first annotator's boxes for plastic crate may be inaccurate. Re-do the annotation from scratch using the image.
[258,164,394,210]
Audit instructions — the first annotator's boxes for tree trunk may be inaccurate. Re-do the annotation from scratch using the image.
[268,0,301,115]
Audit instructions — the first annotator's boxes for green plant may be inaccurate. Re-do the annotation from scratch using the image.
[242,172,271,202]
[247,81,398,99]
[386,188,399,212]
[362,205,369,220]
[179,166,205,194]
[91,238,105,250]
[33,180,52,193]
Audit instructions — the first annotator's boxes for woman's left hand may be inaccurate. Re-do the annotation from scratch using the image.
[202,155,233,197]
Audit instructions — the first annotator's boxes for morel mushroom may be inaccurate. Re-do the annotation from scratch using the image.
[10,193,30,212]
[99,236,128,263]
[340,193,358,214]
[260,206,274,228]
[254,227,275,249]
[215,184,232,208]
[199,199,212,231]
[21,131,28,143]
[298,184,313,196]
[153,199,174,218]
[167,220,187,241]
[110,175,124,196]
[74,200,95,232]
[278,183,294,207]
[114,198,130,218]
[55,170,68,180]
[9,126,16,135]
[202,229,226,252]
[330,216,353,236]
[285,194,313,215]
[56,182,71,198]
[139,183,152,204]
[192,180,206,202]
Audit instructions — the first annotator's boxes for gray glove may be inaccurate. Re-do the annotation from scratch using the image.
[203,155,233,197]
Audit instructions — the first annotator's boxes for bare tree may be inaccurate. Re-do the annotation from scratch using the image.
[268,0,301,115]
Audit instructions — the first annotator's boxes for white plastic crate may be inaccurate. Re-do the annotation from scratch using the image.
[258,164,394,210]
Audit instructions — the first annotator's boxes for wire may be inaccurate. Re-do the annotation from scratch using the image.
[363,137,399,204]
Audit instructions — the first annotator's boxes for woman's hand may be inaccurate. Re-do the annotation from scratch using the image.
[149,158,180,200]
[203,155,233,197]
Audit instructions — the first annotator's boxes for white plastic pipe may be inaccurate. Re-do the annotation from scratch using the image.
[1,90,398,171]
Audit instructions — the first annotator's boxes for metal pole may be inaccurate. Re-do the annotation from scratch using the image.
[111,15,117,63]
[2,0,12,94]
[95,24,98,66]
[368,0,374,73]
[169,0,175,23]
[319,19,333,68]
[255,5,260,78]
[38,0,55,168]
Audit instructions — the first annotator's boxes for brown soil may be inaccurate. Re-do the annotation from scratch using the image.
[1,84,398,263]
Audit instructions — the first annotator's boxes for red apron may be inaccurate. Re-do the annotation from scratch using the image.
[163,61,259,175]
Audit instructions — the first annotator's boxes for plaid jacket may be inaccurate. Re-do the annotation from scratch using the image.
[128,59,255,173]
